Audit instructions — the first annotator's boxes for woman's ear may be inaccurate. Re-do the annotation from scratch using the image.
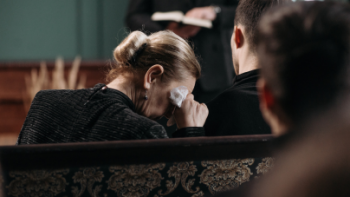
[143,64,165,89]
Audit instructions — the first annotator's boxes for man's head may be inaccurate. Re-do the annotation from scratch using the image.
[231,0,284,75]
[257,1,350,135]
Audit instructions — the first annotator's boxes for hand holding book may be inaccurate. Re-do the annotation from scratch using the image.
[166,22,201,39]
[151,7,214,29]
[185,6,217,21]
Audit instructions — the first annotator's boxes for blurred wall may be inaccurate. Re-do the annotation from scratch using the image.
[0,0,129,61]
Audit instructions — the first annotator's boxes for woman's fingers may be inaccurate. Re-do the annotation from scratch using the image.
[199,103,209,114]
[186,94,195,101]
[173,94,209,129]
[182,94,194,105]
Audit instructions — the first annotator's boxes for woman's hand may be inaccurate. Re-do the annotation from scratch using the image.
[173,94,209,129]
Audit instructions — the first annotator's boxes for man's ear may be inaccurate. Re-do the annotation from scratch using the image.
[143,64,164,89]
[233,25,244,49]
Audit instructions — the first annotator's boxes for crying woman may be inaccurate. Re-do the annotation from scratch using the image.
[17,30,208,145]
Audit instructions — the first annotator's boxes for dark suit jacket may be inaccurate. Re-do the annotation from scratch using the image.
[204,69,271,136]
[125,0,237,91]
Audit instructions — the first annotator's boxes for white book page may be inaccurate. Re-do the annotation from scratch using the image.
[182,17,212,28]
[151,11,184,22]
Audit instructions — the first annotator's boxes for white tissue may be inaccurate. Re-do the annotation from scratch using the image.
[167,86,188,126]
[169,86,188,108]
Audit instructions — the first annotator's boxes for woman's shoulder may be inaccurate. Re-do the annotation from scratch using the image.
[34,88,88,100]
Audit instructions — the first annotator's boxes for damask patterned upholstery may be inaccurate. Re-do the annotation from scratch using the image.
[0,135,274,197]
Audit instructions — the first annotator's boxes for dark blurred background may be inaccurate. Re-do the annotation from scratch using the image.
[0,0,129,61]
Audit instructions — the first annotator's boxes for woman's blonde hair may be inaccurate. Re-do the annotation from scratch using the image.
[107,30,201,83]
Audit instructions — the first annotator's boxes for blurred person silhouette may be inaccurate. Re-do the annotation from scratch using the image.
[248,107,350,197]
[126,0,238,103]
[214,108,350,197]
[257,0,350,141]
[204,0,287,136]
[208,1,350,196]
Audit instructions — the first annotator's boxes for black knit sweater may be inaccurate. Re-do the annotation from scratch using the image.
[17,84,204,144]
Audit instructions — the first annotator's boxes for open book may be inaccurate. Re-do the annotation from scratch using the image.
[151,11,212,29]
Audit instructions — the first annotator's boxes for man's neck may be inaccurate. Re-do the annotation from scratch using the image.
[238,51,259,75]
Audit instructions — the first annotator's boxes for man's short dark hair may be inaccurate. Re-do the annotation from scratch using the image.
[257,1,350,124]
[234,0,285,52]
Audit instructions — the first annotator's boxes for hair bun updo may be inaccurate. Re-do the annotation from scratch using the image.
[107,30,201,84]
[113,31,149,67]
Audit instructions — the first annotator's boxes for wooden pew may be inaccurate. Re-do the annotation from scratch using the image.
[0,135,274,197]
[0,61,107,142]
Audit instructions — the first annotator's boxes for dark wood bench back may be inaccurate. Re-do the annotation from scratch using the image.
[0,135,275,197]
